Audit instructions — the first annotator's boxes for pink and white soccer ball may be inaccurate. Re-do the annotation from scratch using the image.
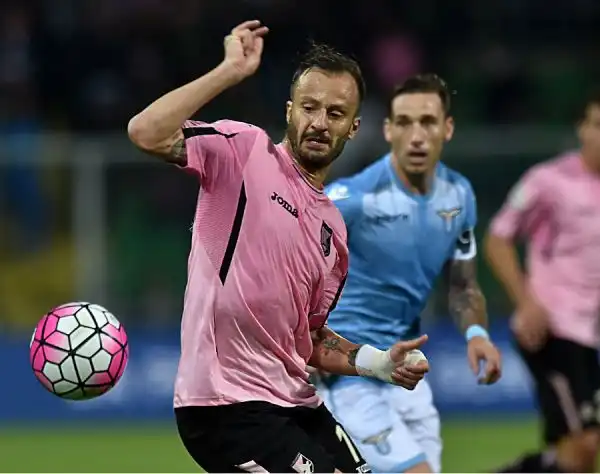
[29,302,129,400]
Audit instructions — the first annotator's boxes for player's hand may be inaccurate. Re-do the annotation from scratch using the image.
[222,20,269,81]
[467,337,502,385]
[511,297,548,352]
[389,335,430,390]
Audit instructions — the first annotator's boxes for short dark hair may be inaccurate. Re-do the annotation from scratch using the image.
[579,88,600,122]
[389,73,453,117]
[291,42,366,103]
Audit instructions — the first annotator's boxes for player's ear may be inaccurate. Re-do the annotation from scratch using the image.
[383,117,392,143]
[348,116,361,140]
[444,116,455,141]
[285,101,292,124]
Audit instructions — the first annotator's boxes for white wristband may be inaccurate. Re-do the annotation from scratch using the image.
[355,344,394,383]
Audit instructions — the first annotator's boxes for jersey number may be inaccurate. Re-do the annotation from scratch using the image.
[335,424,361,463]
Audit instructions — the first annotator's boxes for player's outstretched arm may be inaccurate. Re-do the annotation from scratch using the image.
[446,258,488,332]
[484,232,549,351]
[445,258,502,384]
[483,233,527,307]
[127,20,268,165]
[309,327,429,390]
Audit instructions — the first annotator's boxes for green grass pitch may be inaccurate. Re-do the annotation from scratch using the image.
[1,418,538,472]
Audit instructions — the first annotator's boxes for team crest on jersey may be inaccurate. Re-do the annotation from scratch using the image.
[320,221,333,257]
[437,207,462,230]
[363,428,392,455]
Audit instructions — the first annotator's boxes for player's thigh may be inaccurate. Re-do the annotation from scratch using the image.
[175,403,337,473]
[516,336,600,445]
[385,380,441,473]
[515,337,569,444]
[327,378,428,472]
[300,403,371,473]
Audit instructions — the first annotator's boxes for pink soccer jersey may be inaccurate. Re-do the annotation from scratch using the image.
[490,152,600,347]
[173,119,349,409]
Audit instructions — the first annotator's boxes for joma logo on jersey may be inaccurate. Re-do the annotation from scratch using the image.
[271,192,299,218]
[437,207,461,230]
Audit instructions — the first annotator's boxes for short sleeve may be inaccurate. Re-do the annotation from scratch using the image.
[325,181,362,230]
[181,119,260,190]
[489,167,550,240]
[453,179,478,261]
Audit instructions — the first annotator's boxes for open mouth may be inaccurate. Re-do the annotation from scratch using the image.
[407,151,428,164]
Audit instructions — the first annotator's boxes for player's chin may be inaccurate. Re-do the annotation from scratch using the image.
[299,148,335,167]
[403,162,429,175]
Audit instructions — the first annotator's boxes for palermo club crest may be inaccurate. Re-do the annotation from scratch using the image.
[320,221,333,257]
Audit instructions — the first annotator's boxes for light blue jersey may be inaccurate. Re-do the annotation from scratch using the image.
[325,154,477,349]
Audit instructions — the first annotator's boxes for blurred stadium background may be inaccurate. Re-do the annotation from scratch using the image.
[1,0,598,471]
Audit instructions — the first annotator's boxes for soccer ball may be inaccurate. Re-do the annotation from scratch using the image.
[29,302,129,400]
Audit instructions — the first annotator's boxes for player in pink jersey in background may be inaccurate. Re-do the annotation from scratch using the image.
[127,20,429,473]
[485,91,600,473]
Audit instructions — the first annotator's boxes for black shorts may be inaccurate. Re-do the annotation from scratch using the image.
[515,335,600,444]
[175,401,370,473]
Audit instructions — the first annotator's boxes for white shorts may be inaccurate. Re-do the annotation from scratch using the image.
[319,376,441,473]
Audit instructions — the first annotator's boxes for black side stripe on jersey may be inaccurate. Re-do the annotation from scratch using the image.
[219,182,247,284]
[183,127,238,140]
[327,275,347,315]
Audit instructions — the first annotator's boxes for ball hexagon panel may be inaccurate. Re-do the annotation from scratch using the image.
[77,335,102,358]
[87,371,113,386]
[105,311,121,329]
[74,355,94,382]
[108,349,127,381]
[59,356,80,385]
[91,350,112,373]
[74,307,98,329]
[30,343,44,371]
[42,361,62,383]
[42,314,60,339]
[56,315,79,335]
[69,326,95,351]
[34,370,53,391]
[54,379,78,395]
[42,345,69,365]
[44,331,70,351]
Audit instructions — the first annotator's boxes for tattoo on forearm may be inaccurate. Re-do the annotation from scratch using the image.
[348,347,360,367]
[447,259,487,331]
[169,138,187,164]
[312,328,361,369]
[322,335,343,354]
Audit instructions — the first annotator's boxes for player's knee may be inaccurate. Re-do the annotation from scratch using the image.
[404,461,433,473]
[557,429,600,472]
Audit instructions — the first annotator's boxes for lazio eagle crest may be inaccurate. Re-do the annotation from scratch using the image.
[437,207,462,230]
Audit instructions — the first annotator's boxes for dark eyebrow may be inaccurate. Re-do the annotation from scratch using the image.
[393,113,439,121]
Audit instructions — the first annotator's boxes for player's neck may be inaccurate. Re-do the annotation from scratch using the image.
[392,157,433,195]
[282,139,327,189]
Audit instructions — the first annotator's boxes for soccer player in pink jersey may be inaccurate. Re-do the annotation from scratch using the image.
[485,91,600,473]
[128,21,430,473]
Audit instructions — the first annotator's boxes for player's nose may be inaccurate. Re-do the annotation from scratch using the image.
[409,124,427,142]
[409,139,425,150]
[310,111,328,130]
